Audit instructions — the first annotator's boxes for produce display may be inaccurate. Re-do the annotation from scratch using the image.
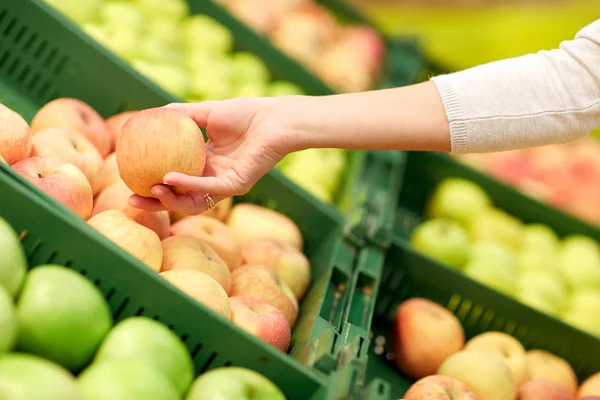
[0,215,287,399]
[215,0,388,93]
[456,138,600,227]
[409,177,600,337]
[391,297,600,400]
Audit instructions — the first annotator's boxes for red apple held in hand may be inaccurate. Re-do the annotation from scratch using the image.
[30,98,111,157]
[403,375,477,400]
[230,265,298,326]
[31,128,104,194]
[96,152,121,193]
[170,215,242,271]
[0,104,32,165]
[229,296,291,352]
[392,298,465,380]
[580,372,600,398]
[526,350,578,395]
[92,180,170,240]
[12,157,93,219]
[241,237,311,300]
[116,108,206,198]
[105,111,137,152]
[518,379,576,400]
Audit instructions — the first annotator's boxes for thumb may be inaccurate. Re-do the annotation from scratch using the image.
[163,101,218,127]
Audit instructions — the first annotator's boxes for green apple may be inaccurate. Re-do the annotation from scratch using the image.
[517,270,568,312]
[468,240,516,267]
[235,82,267,98]
[557,237,600,290]
[44,0,102,24]
[0,353,82,400]
[16,265,112,372]
[94,317,193,395]
[463,258,517,296]
[281,150,344,194]
[468,208,523,250]
[82,23,111,48]
[268,81,304,97]
[517,291,560,317]
[136,0,189,21]
[181,15,233,54]
[426,178,492,226]
[0,286,16,353]
[104,27,140,61]
[230,53,270,86]
[563,289,600,336]
[186,367,285,400]
[521,224,559,252]
[561,234,600,260]
[189,66,233,100]
[150,63,189,99]
[280,167,335,203]
[139,38,184,65]
[78,359,179,400]
[516,246,559,274]
[0,217,26,298]
[147,18,181,48]
[100,2,144,36]
[410,219,470,269]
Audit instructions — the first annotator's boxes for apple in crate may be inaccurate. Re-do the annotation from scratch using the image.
[12,156,94,220]
[227,203,303,250]
[170,197,233,223]
[0,217,27,298]
[0,353,82,400]
[516,270,568,315]
[31,128,104,194]
[557,235,600,290]
[229,53,270,86]
[518,379,576,400]
[0,104,32,165]
[463,257,517,297]
[160,236,231,293]
[88,209,162,272]
[468,208,524,250]
[0,286,16,353]
[137,0,189,20]
[392,298,465,380]
[44,0,102,24]
[117,108,206,198]
[580,372,600,397]
[96,152,120,193]
[160,269,230,319]
[30,98,111,157]
[186,367,285,400]
[92,180,170,240]
[230,265,298,326]
[526,350,578,395]
[562,289,600,336]
[94,317,194,395]
[105,111,137,152]
[409,219,470,269]
[229,296,291,352]
[241,237,311,300]
[403,375,477,400]
[170,215,242,271]
[522,223,560,252]
[180,15,233,54]
[426,178,492,226]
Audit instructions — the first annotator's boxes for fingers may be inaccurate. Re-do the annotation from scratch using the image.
[128,195,167,212]
[163,172,234,196]
[151,185,225,215]
[163,101,217,127]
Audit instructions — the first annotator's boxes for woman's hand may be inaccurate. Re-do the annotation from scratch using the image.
[129,97,298,215]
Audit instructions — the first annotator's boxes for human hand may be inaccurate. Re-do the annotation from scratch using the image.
[129,97,298,215]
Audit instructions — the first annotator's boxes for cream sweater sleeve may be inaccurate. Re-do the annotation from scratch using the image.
[430,19,600,154]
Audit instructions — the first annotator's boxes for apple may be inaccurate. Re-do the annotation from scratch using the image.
[188,64,233,101]
[147,18,180,48]
[0,104,32,165]
[105,111,137,152]
[31,128,104,194]
[562,289,600,336]
[0,286,16,353]
[0,217,27,298]
[160,269,231,319]
[170,197,233,223]
[82,23,111,48]
[103,25,140,60]
[99,1,144,35]
[229,296,291,352]
[170,215,242,271]
[518,379,576,400]
[469,240,516,266]
[241,237,311,300]
[409,219,470,269]
[16,265,112,372]
[116,108,206,198]
[30,98,111,157]
[522,224,559,252]
[516,246,559,274]
[88,209,163,272]
[392,298,465,380]
[227,0,280,34]
[93,180,170,240]
[235,82,267,98]
[526,350,578,395]
[146,63,188,98]
[316,45,372,93]
[557,235,600,290]
[463,257,517,296]
[96,152,120,192]
[227,203,303,251]
[137,0,189,21]
[438,351,516,400]
[160,235,231,293]
[186,367,286,400]
[78,359,179,400]
[341,25,387,79]
[426,178,492,226]
[517,270,568,314]
[580,372,600,397]
[403,375,477,400]
[94,316,193,395]
[230,52,270,86]
[230,265,298,326]
[268,81,305,97]
[44,0,102,23]
[12,156,94,220]
[0,353,82,400]
[180,15,233,54]
[468,208,524,250]
[464,331,528,385]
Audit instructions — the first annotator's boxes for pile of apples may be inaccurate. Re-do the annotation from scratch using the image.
[43,0,305,100]
[0,97,312,354]
[390,297,600,400]
[0,216,287,400]
[409,177,600,337]
[215,0,387,93]
[456,138,600,227]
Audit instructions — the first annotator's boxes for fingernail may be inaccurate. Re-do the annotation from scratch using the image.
[151,186,161,195]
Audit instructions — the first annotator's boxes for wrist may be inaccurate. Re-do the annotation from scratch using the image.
[270,95,315,153]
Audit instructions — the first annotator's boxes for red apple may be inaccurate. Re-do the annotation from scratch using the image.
[580,373,600,398]
[518,379,575,400]
[526,350,578,395]
[116,108,206,198]
[316,44,372,93]
[403,375,477,400]
[229,296,291,352]
[96,152,120,193]
[12,157,93,219]
[31,128,103,194]
[0,104,32,165]
[339,25,386,79]
[106,111,137,152]
[230,265,298,326]
[30,98,111,157]
[392,298,465,380]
